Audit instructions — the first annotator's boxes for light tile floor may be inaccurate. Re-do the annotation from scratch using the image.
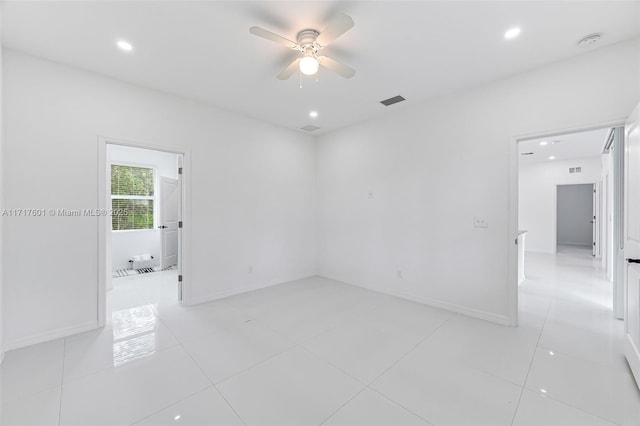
[2,248,640,425]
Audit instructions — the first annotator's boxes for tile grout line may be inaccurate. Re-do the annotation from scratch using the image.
[149,308,248,425]
[509,298,553,426]
[156,311,249,426]
[181,347,248,426]
[120,305,230,426]
[366,386,435,426]
[317,386,369,426]
[365,316,453,387]
[302,320,444,426]
[127,386,217,426]
[533,391,625,426]
[212,384,248,426]
[349,318,455,426]
[202,302,393,426]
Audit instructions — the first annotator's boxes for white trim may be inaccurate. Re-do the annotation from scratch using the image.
[319,273,511,325]
[3,321,98,352]
[625,331,640,386]
[98,136,190,324]
[508,118,627,327]
[187,273,318,306]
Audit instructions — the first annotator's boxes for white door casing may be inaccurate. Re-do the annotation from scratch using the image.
[593,183,596,256]
[160,176,179,269]
[623,103,640,387]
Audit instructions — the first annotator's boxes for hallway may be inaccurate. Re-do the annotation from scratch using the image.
[517,245,640,424]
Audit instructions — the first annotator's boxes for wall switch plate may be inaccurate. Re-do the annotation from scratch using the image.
[473,216,488,228]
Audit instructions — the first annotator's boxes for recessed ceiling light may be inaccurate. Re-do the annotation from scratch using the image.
[539,141,548,146]
[117,40,133,52]
[504,27,521,40]
[309,111,318,118]
[540,389,547,394]
[548,156,556,160]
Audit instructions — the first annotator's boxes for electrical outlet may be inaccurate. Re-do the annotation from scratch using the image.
[397,270,403,279]
[473,216,488,228]
[368,191,374,199]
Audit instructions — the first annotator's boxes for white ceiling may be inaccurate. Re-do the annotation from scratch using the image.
[3,1,639,134]
[519,127,611,164]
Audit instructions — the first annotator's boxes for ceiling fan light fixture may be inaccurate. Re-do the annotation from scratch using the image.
[299,56,319,75]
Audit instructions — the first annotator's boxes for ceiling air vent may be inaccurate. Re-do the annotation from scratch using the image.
[569,167,582,174]
[577,33,601,48]
[380,95,406,106]
[300,124,321,132]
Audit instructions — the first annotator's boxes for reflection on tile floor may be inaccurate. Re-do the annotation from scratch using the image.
[2,247,639,425]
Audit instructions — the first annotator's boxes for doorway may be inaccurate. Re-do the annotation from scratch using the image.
[509,123,625,326]
[556,183,595,254]
[98,138,187,327]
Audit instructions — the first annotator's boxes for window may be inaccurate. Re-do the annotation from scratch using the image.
[111,165,155,230]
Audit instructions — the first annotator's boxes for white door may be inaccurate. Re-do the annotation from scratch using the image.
[623,103,640,387]
[159,177,179,269]
[593,183,597,256]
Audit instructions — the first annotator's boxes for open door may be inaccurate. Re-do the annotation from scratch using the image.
[623,103,640,387]
[593,183,597,256]
[159,176,179,269]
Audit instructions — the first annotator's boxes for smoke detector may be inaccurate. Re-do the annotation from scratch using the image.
[577,33,602,48]
[300,124,320,132]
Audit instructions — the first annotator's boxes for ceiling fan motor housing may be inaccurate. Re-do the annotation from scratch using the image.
[297,29,320,52]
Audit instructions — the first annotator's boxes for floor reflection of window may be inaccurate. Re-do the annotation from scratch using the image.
[111,304,158,367]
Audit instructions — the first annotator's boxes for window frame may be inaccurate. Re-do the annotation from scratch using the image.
[110,161,158,232]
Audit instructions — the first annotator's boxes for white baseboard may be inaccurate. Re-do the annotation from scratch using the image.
[318,273,512,326]
[186,272,318,306]
[557,242,592,248]
[4,320,99,352]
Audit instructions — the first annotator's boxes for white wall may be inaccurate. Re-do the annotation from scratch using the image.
[520,157,602,253]
[316,40,639,324]
[109,145,178,271]
[2,49,317,349]
[556,184,594,247]
[0,5,4,363]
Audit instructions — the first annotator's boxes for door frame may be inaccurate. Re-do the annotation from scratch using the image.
[97,136,191,327]
[508,118,626,326]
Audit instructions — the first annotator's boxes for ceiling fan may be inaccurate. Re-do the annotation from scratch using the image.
[249,13,356,80]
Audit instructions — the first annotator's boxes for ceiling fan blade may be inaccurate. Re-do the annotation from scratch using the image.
[318,56,356,79]
[277,58,301,80]
[249,26,298,49]
[315,13,355,48]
